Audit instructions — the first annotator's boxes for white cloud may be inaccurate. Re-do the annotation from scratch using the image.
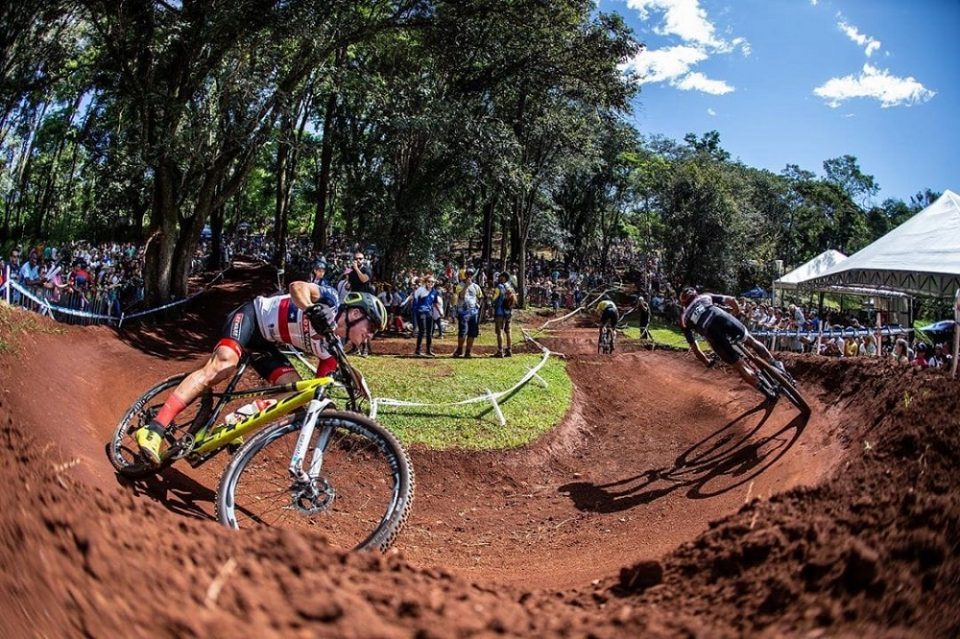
[626,0,724,48]
[731,36,751,57]
[814,63,936,108]
[620,0,746,94]
[676,72,734,95]
[623,44,707,84]
[810,0,818,5]
[838,19,881,57]
[707,107,717,116]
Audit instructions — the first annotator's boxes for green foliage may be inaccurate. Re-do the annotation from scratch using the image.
[0,1,942,305]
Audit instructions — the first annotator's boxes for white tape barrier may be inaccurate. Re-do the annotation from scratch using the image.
[750,326,911,339]
[534,285,624,333]
[369,335,555,427]
[0,268,227,326]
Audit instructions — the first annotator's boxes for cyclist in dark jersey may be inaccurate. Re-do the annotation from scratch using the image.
[679,286,783,402]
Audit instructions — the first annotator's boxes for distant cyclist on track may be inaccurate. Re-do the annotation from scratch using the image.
[678,286,784,402]
[596,298,619,352]
[134,283,387,466]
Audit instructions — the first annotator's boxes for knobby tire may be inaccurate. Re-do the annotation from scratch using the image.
[109,373,187,479]
[216,410,414,552]
[752,356,811,415]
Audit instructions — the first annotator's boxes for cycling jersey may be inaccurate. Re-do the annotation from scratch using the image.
[681,293,747,364]
[680,294,727,338]
[253,285,339,357]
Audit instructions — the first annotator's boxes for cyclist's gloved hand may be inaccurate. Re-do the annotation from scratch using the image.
[306,303,337,334]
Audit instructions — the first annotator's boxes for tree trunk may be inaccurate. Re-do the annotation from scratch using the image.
[500,216,510,271]
[143,164,180,305]
[209,196,226,270]
[480,193,495,265]
[311,84,340,251]
[273,119,290,268]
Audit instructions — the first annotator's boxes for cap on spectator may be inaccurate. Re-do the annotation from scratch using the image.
[465,268,475,277]
[312,258,327,271]
[498,271,509,281]
[916,343,927,351]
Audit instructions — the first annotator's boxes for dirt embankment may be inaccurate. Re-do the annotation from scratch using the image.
[0,264,956,638]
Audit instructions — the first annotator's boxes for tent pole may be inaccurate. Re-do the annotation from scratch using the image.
[952,289,959,379]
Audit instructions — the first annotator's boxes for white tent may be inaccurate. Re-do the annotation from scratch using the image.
[774,249,847,291]
[804,190,960,298]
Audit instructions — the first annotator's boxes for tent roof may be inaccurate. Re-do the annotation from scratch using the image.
[774,249,847,290]
[804,190,960,297]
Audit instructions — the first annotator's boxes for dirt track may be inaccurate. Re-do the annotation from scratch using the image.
[0,263,957,638]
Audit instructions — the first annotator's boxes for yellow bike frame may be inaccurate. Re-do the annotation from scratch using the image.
[189,376,334,458]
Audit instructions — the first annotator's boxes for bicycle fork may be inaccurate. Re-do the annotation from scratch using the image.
[288,398,333,484]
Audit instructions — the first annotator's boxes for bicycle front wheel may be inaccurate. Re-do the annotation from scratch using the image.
[216,411,414,552]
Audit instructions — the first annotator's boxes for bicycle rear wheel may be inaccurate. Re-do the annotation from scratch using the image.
[109,374,207,478]
[216,411,414,552]
[753,357,811,415]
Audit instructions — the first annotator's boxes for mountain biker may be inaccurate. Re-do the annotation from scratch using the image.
[596,298,619,351]
[678,286,784,402]
[134,282,387,466]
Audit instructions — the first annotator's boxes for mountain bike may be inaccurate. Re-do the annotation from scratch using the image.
[730,342,810,415]
[108,333,414,551]
[598,324,615,354]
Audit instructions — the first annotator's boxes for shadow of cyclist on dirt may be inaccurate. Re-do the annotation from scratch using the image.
[117,465,218,521]
[559,402,809,513]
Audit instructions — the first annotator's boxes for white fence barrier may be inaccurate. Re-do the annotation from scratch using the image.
[0,265,227,326]
[369,333,556,427]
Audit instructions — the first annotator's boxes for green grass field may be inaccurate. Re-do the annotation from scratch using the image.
[290,351,573,450]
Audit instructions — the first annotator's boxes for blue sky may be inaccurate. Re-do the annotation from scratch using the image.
[600,0,959,203]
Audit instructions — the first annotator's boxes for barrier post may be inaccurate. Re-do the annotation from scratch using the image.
[485,389,506,427]
[4,265,9,304]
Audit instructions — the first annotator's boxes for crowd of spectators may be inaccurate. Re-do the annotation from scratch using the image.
[1,241,148,320]
[5,231,951,371]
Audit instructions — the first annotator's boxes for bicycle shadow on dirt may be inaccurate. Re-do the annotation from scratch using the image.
[117,466,219,522]
[559,401,810,514]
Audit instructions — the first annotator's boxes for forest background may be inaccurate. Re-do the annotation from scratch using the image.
[0,1,941,305]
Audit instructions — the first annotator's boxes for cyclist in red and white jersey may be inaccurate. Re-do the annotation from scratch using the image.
[679,286,784,402]
[134,281,386,465]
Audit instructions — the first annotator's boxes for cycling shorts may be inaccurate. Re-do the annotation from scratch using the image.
[217,301,297,383]
[600,308,619,328]
[702,312,747,365]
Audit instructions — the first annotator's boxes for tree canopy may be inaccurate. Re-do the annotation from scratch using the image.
[1,0,939,302]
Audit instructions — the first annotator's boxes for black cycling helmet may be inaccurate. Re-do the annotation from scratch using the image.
[679,287,698,306]
[340,291,388,332]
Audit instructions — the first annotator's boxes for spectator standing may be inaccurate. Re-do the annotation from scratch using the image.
[491,271,516,357]
[860,333,878,357]
[308,259,328,286]
[411,275,440,357]
[346,251,374,355]
[347,251,374,293]
[432,285,445,339]
[891,338,911,364]
[910,343,929,368]
[390,285,405,333]
[19,250,42,287]
[927,344,945,369]
[452,268,483,358]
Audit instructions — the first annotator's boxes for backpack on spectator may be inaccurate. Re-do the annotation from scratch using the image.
[502,285,517,310]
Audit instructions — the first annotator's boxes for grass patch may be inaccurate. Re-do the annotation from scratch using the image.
[290,352,573,450]
[357,354,572,450]
[0,304,65,352]
[621,319,711,352]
